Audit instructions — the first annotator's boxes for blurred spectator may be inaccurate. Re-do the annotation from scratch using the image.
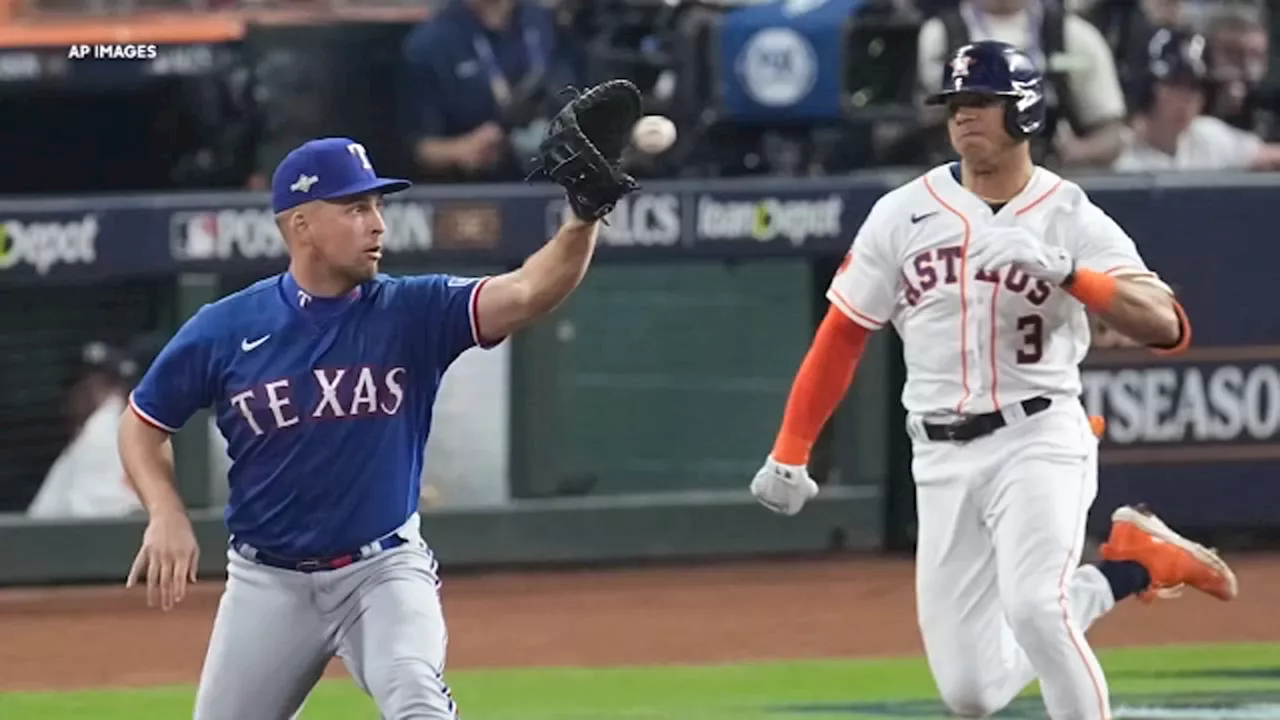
[917,0,1128,168]
[1139,0,1185,27]
[1086,0,1182,99]
[398,0,587,182]
[1204,6,1276,139]
[26,342,142,520]
[1179,0,1265,33]
[1113,27,1280,170]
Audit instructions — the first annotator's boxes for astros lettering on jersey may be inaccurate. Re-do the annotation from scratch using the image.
[827,163,1172,416]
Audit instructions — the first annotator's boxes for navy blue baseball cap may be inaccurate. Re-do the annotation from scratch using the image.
[271,137,412,214]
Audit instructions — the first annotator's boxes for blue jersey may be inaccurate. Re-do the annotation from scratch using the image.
[129,271,498,558]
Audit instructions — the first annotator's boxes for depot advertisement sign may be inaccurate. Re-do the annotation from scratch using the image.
[0,214,98,276]
[695,193,844,247]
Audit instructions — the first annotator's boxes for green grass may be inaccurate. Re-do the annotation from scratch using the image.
[2,643,1278,719]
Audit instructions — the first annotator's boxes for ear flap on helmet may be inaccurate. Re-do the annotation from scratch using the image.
[1004,99,1031,140]
[1002,82,1045,140]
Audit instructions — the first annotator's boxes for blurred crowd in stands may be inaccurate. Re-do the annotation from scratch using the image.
[4,0,1278,192]
[389,0,1278,181]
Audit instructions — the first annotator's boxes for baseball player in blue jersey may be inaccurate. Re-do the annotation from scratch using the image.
[118,82,644,719]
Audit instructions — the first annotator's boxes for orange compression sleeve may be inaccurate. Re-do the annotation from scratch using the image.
[770,306,870,466]
[1063,268,1117,312]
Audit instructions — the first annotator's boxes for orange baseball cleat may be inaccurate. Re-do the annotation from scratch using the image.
[1099,504,1239,604]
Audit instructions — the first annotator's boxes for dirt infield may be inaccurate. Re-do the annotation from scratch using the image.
[0,553,1278,692]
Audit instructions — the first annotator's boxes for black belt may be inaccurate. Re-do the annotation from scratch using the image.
[922,396,1052,442]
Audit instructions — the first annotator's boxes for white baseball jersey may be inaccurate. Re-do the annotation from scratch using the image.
[828,163,1170,417]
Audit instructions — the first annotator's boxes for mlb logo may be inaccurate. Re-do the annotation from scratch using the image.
[170,211,218,261]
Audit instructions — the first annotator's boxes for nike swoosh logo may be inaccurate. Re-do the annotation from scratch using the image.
[911,211,938,224]
[241,335,271,352]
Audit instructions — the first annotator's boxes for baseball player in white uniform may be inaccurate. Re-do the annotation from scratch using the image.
[749,41,1239,719]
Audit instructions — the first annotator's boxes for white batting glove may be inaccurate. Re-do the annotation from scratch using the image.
[968,227,1075,286]
[750,456,819,516]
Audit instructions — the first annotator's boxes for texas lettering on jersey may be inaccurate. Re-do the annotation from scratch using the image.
[228,366,408,436]
[828,163,1171,416]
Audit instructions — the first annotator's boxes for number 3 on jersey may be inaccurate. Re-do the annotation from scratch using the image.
[1016,314,1043,364]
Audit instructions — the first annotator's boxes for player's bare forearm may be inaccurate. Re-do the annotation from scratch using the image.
[475,217,600,338]
[119,409,200,608]
[118,410,187,518]
[1088,277,1183,349]
[513,216,600,317]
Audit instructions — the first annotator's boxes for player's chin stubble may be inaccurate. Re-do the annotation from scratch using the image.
[956,136,1008,169]
[351,262,377,282]
[335,257,376,285]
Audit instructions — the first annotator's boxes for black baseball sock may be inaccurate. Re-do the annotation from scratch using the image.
[1096,560,1152,602]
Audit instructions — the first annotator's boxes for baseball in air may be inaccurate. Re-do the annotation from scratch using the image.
[631,115,677,154]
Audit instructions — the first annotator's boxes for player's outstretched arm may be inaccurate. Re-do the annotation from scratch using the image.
[118,410,200,611]
[482,77,641,340]
[473,216,600,340]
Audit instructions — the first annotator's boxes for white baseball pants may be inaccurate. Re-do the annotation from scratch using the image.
[908,398,1118,720]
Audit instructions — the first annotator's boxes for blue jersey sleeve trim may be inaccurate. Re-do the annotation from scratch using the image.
[128,391,180,434]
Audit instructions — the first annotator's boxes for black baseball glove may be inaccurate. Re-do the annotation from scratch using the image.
[529,79,644,221]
